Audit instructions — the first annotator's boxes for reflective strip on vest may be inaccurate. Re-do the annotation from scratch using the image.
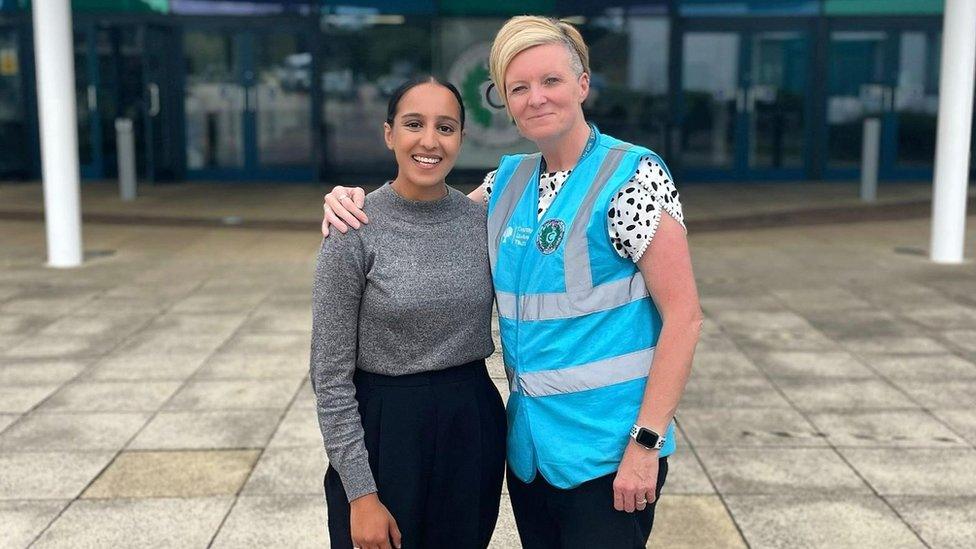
[562,145,632,292]
[496,271,648,321]
[487,154,540,272]
[511,347,654,397]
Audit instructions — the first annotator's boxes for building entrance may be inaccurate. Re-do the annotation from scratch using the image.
[679,26,811,180]
[182,28,313,180]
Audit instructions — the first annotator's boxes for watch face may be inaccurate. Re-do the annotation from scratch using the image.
[635,428,660,448]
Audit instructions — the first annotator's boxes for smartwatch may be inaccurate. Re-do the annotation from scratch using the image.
[630,424,666,451]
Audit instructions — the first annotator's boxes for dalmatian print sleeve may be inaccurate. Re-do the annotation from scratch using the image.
[607,156,685,262]
[482,170,497,205]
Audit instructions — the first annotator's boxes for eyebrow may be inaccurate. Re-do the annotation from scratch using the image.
[400,113,461,124]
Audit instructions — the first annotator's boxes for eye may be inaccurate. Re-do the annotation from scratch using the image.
[403,120,422,129]
[509,85,526,95]
[545,77,561,85]
[437,124,456,134]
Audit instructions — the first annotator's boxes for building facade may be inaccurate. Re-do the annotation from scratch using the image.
[0,0,969,183]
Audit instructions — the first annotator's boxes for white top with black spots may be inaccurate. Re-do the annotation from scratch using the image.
[482,156,684,262]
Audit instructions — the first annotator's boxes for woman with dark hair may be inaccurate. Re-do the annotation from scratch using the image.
[310,75,506,549]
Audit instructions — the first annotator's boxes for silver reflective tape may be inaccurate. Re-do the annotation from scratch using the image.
[487,155,540,271]
[496,291,517,319]
[505,365,518,393]
[563,147,631,292]
[518,347,654,398]
[520,272,648,321]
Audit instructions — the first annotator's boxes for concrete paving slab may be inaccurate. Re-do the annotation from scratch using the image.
[210,495,328,549]
[4,334,118,359]
[748,350,876,378]
[170,293,266,314]
[808,410,967,448]
[82,450,260,499]
[775,377,917,411]
[86,352,209,381]
[239,308,311,333]
[0,499,70,549]
[0,334,26,352]
[858,353,976,380]
[73,295,173,315]
[710,310,813,333]
[219,332,311,356]
[129,410,282,450]
[486,352,506,380]
[802,309,918,339]
[681,377,793,408]
[888,496,976,549]
[267,405,322,449]
[932,408,976,445]
[700,294,784,312]
[942,330,976,352]
[0,452,115,499]
[661,437,714,495]
[679,408,827,447]
[840,335,949,354]
[488,497,521,548]
[839,448,976,496]
[194,353,309,380]
[688,350,762,378]
[724,494,924,548]
[114,331,228,356]
[0,293,98,316]
[39,381,181,412]
[0,385,59,414]
[0,360,89,386]
[696,448,869,495]
[910,306,976,330]
[38,314,153,338]
[31,497,234,548]
[0,314,57,335]
[647,495,746,549]
[772,287,873,312]
[143,312,248,338]
[0,412,150,451]
[891,379,976,408]
[164,379,302,411]
[241,446,327,496]
[729,328,840,352]
[0,413,18,433]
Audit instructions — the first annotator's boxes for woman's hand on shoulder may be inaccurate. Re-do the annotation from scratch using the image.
[349,493,402,549]
[323,186,369,237]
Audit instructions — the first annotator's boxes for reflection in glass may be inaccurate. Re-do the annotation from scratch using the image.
[183,31,244,169]
[826,31,887,169]
[895,32,939,168]
[0,28,25,176]
[74,29,93,166]
[320,18,431,173]
[254,33,312,167]
[749,32,806,169]
[587,16,670,154]
[681,32,739,169]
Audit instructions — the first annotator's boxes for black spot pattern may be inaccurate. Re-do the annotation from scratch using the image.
[480,155,684,262]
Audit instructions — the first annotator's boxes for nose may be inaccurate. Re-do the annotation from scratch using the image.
[527,85,547,108]
[419,126,438,149]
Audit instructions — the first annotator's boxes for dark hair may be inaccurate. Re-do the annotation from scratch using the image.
[386,75,466,130]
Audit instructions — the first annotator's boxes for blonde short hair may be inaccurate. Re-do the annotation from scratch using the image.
[489,16,590,107]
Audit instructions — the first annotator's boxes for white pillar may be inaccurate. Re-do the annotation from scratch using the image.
[930,0,976,263]
[32,0,83,268]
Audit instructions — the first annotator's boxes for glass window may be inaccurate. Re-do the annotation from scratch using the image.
[0,27,27,177]
[319,16,433,173]
[584,14,670,155]
[894,31,939,168]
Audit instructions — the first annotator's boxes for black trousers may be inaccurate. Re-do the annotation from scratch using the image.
[324,360,507,549]
[507,458,669,549]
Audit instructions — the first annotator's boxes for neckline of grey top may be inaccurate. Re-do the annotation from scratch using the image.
[374,181,470,225]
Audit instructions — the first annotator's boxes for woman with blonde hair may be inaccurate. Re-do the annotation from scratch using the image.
[322,16,701,548]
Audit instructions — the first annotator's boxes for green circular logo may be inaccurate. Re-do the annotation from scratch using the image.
[536,219,566,255]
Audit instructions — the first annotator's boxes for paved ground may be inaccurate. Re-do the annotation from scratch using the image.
[1,184,976,548]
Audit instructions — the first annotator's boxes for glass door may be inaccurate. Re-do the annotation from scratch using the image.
[74,24,103,178]
[680,28,810,180]
[183,29,312,180]
[825,28,941,180]
[142,24,181,181]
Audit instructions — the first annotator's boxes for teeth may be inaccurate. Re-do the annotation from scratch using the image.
[413,155,440,165]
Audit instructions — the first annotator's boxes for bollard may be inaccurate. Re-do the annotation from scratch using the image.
[115,118,137,201]
[860,117,880,203]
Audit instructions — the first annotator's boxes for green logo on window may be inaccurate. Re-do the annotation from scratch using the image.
[536,219,566,255]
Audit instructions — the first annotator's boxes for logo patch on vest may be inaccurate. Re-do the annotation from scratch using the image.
[536,219,566,254]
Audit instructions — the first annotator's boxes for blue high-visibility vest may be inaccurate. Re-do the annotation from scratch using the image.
[487,127,677,489]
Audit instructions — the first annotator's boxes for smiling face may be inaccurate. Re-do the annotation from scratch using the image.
[384,82,463,200]
[504,42,589,144]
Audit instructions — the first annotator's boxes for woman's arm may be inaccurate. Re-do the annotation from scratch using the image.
[310,233,402,548]
[613,212,703,512]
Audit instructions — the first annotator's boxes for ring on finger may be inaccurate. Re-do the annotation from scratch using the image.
[340,195,352,202]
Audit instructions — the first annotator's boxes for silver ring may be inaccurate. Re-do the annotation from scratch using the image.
[637,498,647,505]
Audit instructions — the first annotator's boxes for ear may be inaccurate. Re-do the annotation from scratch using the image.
[383,122,393,151]
[578,72,590,103]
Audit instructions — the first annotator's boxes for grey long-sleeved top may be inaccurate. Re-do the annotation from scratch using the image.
[310,182,495,502]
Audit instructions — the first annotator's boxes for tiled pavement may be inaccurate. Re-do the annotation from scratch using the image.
[2,205,976,547]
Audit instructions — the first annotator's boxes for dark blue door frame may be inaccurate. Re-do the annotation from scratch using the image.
[676,18,816,182]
